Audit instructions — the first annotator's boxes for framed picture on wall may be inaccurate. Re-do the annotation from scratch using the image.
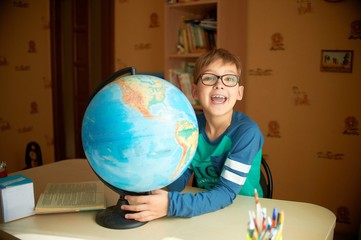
[320,50,353,73]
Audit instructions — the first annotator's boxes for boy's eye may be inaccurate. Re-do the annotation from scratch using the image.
[203,75,217,81]
[224,75,238,83]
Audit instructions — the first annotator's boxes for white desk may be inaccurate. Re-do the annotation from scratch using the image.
[0,159,335,240]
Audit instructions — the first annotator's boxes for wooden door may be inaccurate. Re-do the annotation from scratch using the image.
[51,0,114,161]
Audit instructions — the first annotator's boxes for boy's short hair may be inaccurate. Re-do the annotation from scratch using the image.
[193,48,242,84]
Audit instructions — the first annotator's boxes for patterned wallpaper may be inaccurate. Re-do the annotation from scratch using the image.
[0,0,54,173]
[245,0,361,237]
[114,0,164,73]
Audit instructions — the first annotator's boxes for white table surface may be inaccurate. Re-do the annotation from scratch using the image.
[0,159,336,240]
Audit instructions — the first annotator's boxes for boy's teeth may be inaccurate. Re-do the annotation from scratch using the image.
[211,95,226,103]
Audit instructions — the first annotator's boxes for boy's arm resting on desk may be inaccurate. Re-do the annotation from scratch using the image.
[167,166,240,218]
[167,124,264,218]
[167,167,236,217]
[168,185,236,217]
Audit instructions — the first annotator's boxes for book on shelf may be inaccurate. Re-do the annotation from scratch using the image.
[169,69,182,89]
[35,181,106,214]
[168,69,196,105]
[199,19,217,31]
[177,17,217,54]
[179,72,196,105]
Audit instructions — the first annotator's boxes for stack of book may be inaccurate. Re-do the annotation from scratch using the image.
[177,17,217,54]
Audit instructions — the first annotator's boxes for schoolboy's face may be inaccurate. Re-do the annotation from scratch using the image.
[192,59,244,115]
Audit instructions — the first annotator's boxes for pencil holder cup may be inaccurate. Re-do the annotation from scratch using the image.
[247,189,284,240]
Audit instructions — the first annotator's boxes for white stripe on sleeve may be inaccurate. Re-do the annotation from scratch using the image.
[221,169,247,185]
[224,158,251,173]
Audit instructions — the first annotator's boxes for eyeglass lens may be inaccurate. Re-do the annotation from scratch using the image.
[200,73,239,87]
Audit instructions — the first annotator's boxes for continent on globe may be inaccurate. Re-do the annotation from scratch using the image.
[118,79,166,118]
[173,120,198,177]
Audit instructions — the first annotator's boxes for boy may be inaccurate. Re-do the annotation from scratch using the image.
[121,48,264,221]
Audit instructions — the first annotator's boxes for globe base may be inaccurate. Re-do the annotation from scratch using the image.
[95,196,147,229]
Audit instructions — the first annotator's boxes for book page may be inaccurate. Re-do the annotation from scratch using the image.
[35,181,105,214]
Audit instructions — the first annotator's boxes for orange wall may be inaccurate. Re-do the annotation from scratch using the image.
[114,0,164,73]
[0,1,54,173]
[245,0,361,237]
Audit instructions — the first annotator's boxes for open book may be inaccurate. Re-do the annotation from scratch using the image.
[35,181,106,214]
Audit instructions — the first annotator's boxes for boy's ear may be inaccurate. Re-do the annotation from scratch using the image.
[192,84,199,100]
[237,85,244,101]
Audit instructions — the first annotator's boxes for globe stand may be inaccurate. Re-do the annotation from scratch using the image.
[95,194,147,229]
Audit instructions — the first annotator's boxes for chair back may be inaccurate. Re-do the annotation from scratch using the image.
[260,157,273,198]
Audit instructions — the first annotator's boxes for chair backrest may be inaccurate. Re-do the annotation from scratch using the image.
[260,157,273,198]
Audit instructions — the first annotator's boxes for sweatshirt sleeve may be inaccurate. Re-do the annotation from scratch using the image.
[167,184,236,217]
[167,118,264,218]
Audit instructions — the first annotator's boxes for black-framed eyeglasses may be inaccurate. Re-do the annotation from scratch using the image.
[198,73,240,87]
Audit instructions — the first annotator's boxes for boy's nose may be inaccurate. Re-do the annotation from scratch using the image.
[214,78,224,89]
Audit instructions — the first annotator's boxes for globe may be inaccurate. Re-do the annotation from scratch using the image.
[81,68,198,229]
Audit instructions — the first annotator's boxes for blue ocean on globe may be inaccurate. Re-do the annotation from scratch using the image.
[82,75,198,193]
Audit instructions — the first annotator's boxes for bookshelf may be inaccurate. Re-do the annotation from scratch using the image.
[164,0,247,111]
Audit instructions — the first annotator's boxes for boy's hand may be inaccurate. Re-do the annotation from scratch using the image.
[121,189,169,222]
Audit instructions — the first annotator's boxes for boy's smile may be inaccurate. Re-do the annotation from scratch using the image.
[211,94,227,104]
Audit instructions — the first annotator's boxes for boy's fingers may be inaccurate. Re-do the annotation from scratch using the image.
[125,211,153,222]
[124,195,149,204]
[121,203,146,212]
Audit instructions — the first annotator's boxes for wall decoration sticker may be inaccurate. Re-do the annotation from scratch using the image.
[12,1,29,8]
[348,20,361,40]
[292,86,310,105]
[321,50,353,73]
[15,65,30,71]
[270,33,285,51]
[0,56,9,66]
[134,43,152,50]
[41,16,50,30]
[18,126,33,133]
[317,151,344,160]
[248,68,273,76]
[30,101,38,114]
[336,206,351,224]
[28,40,36,53]
[342,116,359,135]
[267,120,281,138]
[0,118,11,132]
[149,12,159,28]
[297,0,313,14]
[43,76,51,89]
